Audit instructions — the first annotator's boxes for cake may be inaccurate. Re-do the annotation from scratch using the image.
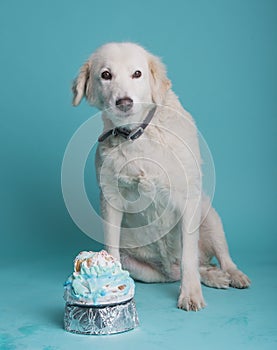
[63,250,139,335]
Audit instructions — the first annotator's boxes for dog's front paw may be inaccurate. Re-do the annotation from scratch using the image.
[178,288,206,311]
[227,268,251,289]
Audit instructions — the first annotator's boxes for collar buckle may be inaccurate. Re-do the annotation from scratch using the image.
[127,126,144,141]
[112,128,118,136]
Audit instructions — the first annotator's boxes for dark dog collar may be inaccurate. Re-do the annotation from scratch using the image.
[98,106,157,142]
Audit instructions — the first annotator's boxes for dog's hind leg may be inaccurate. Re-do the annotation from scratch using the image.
[121,254,170,283]
[199,197,251,289]
[199,265,231,289]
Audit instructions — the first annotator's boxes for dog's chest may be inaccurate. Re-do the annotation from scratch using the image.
[107,140,170,187]
[98,139,175,208]
[97,134,191,215]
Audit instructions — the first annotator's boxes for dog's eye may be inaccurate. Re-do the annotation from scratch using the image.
[132,70,142,79]
[101,71,112,80]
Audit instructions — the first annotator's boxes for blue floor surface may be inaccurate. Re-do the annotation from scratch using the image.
[1,256,276,350]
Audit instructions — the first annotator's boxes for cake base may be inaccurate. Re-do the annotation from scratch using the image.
[64,298,139,335]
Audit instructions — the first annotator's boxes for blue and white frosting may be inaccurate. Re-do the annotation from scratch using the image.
[64,250,135,305]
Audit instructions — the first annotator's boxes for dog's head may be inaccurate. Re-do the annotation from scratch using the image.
[72,42,171,125]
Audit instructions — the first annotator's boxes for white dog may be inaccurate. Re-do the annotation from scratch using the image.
[72,42,250,311]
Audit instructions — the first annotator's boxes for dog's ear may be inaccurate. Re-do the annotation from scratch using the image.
[72,60,91,106]
[148,54,171,105]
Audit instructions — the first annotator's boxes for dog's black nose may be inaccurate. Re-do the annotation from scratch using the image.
[116,97,133,112]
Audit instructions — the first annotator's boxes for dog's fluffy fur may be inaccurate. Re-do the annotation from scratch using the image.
[72,42,250,311]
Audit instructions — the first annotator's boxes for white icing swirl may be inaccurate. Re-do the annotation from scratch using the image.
[64,250,135,305]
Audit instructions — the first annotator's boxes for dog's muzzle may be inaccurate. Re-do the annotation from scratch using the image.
[115,97,133,112]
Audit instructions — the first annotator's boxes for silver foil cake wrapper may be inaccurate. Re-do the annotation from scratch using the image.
[64,298,139,335]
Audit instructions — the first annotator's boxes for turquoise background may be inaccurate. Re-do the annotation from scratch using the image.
[0,0,276,349]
